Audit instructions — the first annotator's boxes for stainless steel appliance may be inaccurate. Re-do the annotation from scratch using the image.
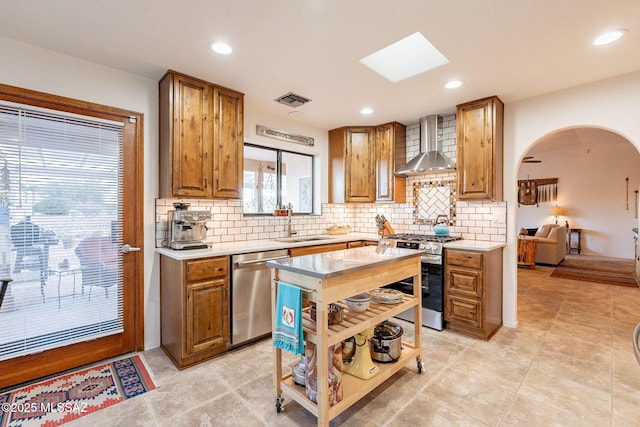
[167,202,211,250]
[379,233,462,330]
[231,249,290,346]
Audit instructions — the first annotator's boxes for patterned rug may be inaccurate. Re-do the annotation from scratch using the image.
[550,256,638,287]
[0,355,155,427]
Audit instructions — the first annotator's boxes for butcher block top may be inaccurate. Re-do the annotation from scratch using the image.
[266,245,425,279]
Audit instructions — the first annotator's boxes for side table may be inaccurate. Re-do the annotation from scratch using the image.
[48,268,81,308]
[567,228,582,254]
[517,237,537,269]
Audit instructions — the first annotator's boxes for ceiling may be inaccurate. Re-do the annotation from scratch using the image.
[1,0,639,130]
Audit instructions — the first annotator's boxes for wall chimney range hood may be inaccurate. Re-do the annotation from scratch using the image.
[396,114,456,176]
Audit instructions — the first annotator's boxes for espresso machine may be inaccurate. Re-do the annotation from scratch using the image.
[167,202,212,250]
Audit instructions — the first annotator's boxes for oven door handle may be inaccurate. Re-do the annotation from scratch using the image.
[421,254,442,264]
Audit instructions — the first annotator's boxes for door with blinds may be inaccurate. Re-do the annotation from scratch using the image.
[0,85,143,388]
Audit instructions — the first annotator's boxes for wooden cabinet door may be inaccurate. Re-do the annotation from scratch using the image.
[375,122,406,203]
[213,87,244,199]
[345,127,375,202]
[376,124,394,202]
[185,278,229,355]
[446,267,483,299]
[445,294,482,329]
[167,73,214,198]
[456,96,503,201]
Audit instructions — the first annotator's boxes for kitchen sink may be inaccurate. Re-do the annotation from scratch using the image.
[273,236,333,243]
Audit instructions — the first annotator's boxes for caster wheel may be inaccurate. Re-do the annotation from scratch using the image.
[417,359,424,373]
[275,396,283,413]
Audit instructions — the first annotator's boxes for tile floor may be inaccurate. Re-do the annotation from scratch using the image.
[68,264,640,426]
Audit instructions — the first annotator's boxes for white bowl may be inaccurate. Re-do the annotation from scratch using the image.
[346,293,371,312]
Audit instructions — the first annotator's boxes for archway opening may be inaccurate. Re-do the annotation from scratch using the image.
[516,126,639,259]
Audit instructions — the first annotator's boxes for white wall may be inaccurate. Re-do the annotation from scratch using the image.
[517,140,640,258]
[504,71,640,328]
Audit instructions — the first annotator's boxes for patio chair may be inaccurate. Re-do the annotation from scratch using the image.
[74,237,119,300]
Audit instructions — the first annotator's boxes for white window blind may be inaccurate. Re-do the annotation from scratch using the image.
[0,103,124,361]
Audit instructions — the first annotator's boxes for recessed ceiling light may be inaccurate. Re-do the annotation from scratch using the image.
[444,79,463,89]
[593,29,627,46]
[209,41,232,55]
[359,32,449,83]
[360,107,373,115]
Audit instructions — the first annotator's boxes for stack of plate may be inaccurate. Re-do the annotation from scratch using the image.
[369,288,404,304]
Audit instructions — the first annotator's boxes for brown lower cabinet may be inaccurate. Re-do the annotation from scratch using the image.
[444,247,503,340]
[289,242,348,257]
[160,255,230,369]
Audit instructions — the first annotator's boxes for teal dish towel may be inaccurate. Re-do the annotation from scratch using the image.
[273,282,304,356]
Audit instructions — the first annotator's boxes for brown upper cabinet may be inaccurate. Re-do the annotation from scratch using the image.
[329,122,406,203]
[375,122,406,203]
[159,70,244,199]
[456,96,504,201]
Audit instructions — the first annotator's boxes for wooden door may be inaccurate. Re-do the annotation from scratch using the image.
[0,84,143,388]
[345,127,375,202]
[213,87,243,199]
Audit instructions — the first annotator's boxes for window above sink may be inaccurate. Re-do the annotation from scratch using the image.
[243,144,314,216]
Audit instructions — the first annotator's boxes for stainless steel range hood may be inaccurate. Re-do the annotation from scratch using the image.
[396,115,456,176]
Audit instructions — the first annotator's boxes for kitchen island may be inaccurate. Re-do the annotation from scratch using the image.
[267,245,425,426]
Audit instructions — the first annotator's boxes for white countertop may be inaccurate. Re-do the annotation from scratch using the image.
[266,246,424,279]
[155,232,379,260]
[443,240,506,252]
[155,234,506,260]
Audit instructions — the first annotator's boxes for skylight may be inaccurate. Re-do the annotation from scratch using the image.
[359,32,449,83]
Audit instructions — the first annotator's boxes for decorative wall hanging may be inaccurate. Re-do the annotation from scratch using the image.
[256,124,314,146]
[626,177,629,210]
[517,178,558,206]
[518,180,537,206]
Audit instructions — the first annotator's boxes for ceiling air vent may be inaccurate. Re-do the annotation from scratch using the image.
[274,92,311,108]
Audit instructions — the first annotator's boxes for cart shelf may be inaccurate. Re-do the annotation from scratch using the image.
[301,295,419,347]
[279,343,420,420]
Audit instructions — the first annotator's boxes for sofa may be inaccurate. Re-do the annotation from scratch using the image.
[532,224,567,265]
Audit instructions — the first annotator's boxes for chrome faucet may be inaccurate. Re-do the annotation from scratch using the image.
[286,204,297,237]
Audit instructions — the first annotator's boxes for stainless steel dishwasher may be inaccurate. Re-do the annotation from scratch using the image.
[231,249,290,346]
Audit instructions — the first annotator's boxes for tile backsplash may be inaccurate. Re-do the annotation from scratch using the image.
[155,112,506,247]
[155,196,506,247]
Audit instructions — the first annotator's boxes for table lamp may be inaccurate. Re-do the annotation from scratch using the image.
[551,205,565,225]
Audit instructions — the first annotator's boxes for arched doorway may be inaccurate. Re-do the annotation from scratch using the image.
[516,126,640,259]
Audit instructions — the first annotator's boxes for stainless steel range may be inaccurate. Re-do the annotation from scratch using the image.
[379,233,462,330]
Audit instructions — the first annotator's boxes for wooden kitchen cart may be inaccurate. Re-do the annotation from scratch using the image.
[268,246,424,426]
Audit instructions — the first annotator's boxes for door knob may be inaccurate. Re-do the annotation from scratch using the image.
[121,244,141,253]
